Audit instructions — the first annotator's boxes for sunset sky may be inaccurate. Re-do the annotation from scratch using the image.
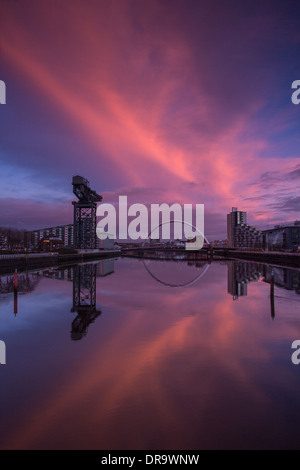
[1,0,299,239]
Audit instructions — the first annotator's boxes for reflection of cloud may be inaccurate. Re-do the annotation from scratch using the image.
[2,261,300,449]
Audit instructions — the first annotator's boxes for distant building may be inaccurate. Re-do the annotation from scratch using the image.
[227,207,246,247]
[0,235,7,250]
[32,224,115,250]
[98,237,115,250]
[32,224,74,248]
[39,235,64,252]
[227,207,262,249]
[263,222,300,251]
[212,239,228,248]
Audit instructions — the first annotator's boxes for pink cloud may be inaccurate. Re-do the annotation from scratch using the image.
[1,1,299,235]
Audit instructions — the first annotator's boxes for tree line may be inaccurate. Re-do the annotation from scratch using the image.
[0,227,29,250]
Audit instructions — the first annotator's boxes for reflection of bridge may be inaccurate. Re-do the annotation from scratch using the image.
[142,257,210,288]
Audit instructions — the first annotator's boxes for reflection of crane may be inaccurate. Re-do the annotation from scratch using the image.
[72,175,102,249]
[71,264,101,340]
[71,308,101,341]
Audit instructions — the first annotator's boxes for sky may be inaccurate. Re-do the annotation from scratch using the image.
[0,0,300,239]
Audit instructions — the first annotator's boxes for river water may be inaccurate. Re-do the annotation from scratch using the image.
[0,257,299,449]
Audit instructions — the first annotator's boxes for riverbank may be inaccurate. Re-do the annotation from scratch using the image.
[0,250,121,274]
[1,248,299,275]
[222,250,300,268]
[121,247,300,269]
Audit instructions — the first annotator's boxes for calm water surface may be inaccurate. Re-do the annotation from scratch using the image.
[0,257,299,450]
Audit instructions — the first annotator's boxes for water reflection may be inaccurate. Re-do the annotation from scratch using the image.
[0,271,41,316]
[227,260,300,320]
[142,258,210,287]
[227,260,300,298]
[71,264,101,341]
[1,259,300,317]
[0,260,115,337]
[263,265,300,294]
[44,260,115,340]
[227,261,261,300]
[0,271,40,296]
[0,258,300,450]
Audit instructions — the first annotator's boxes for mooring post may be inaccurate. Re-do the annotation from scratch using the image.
[13,269,18,315]
[270,270,275,320]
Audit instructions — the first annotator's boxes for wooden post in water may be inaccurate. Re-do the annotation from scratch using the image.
[13,269,18,316]
[270,270,275,320]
